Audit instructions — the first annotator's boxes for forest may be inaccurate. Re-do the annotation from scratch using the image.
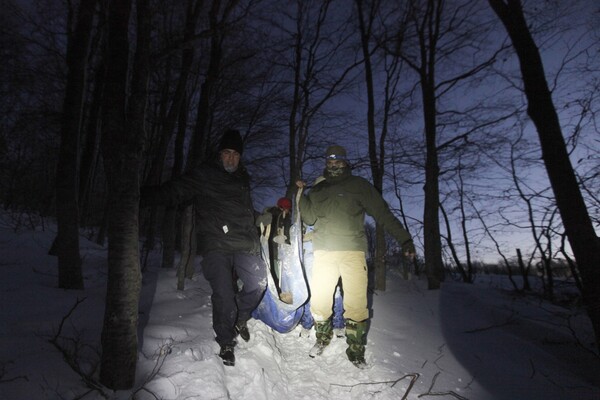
[1,0,599,390]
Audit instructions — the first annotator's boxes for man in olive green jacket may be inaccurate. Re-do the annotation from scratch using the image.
[296,144,416,368]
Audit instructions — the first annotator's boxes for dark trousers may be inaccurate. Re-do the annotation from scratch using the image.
[201,251,267,346]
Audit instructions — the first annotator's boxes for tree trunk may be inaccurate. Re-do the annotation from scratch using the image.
[79,61,104,226]
[162,94,189,269]
[489,0,600,347]
[422,78,444,289]
[144,0,201,187]
[356,0,389,290]
[516,248,531,291]
[440,203,469,283]
[402,0,445,290]
[373,226,386,290]
[178,205,197,290]
[55,0,97,290]
[99,0,150,389]
[187,0,224,167]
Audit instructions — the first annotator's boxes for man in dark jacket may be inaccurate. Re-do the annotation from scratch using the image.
[141,129,267,367]
[296,144,416,368]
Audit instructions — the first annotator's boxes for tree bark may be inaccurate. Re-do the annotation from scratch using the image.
[78,61,104,227]
[398,0,445,290]
[55,0,97,289]
[187,0,228,167]
[144,0,201,187]
[421,64,444,290]
[516,248,531,291]
[99,0,150,389]
[489,0,600,348]
[162,96,189,269]
[440,203,469,282]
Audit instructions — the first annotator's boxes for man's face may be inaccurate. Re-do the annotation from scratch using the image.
[220,149,240,173]
[326,159,346,177]
[326,159,345,169]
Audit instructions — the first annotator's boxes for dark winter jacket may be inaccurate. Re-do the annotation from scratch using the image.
[298,167,412,253]
[141,158,260,255]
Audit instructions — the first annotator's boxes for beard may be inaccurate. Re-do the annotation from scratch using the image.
[325,165,345,177]
[223,164,238,173]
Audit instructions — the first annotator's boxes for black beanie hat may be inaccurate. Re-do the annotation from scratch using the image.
[325,144,347,160]
[218,129,243,154]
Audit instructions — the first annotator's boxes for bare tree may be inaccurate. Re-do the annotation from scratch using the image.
[355,0,382,191]
[488,0,600,347]
[258,0,362,197]
[389,0,504,289]
[355,0,399,290]
[78,55,105,229]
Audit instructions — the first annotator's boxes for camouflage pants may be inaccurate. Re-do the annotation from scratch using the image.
[345,319,368,361]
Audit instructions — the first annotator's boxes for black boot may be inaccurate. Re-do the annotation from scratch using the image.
[235,320,250,342]
[219,343,235,366]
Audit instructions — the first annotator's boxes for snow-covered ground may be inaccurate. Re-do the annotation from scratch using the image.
[1,213,598,400]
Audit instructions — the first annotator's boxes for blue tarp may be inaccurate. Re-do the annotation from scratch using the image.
[252,193,310,333]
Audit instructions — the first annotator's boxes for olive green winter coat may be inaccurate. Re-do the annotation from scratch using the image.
[298,167,412,252]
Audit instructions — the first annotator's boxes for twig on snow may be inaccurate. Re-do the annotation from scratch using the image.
[418,371,469,399]
[330,372,420,400]
[132,338,178,399]
[47,297,109,399]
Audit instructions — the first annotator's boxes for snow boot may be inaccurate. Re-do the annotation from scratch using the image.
[309,320,333,358]
[299,326,312,338]
[345,319,368,368]
[219,343,235,366]
[235,320,250,342]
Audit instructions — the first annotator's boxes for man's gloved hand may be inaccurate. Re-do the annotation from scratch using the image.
[273,233,287,244]
[255,211,272,227]
[402,240,416,259]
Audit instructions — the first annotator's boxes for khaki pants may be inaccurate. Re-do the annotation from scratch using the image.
[310,250,368,322]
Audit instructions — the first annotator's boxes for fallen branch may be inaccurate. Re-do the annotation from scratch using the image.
[47,297,109,399]
[330,372,420,400]
[418,372,469,399]
[132,338,174,398]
